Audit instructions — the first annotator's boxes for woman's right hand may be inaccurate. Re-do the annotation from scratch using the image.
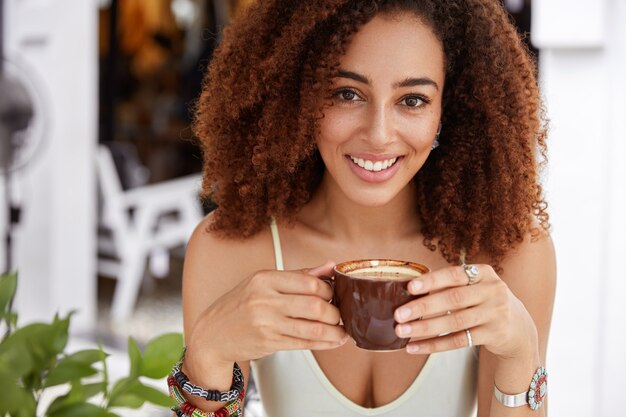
[186,261,349,365]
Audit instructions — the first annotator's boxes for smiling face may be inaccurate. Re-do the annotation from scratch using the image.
[316,12,445,207]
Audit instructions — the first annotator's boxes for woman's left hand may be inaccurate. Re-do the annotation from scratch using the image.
[394,264,538,359]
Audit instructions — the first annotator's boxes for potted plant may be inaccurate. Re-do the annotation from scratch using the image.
[0,272,183,417]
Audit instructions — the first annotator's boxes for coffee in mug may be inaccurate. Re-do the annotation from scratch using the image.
[330,259,429,351]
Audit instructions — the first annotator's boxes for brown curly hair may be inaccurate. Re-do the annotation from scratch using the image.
[193,0,549,266]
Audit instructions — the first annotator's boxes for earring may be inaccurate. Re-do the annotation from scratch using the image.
[431,123,442,150]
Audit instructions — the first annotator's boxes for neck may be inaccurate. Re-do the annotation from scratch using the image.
[304,172,421,245]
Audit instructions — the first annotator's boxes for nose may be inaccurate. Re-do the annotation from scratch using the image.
[363,103,394,148]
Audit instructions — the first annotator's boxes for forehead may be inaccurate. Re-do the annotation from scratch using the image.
[336,13,445,85]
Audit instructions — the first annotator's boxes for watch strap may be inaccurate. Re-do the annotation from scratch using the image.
[493,367,548,411]
[494,385,527,407]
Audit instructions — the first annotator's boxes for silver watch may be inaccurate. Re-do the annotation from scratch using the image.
[494,367,547,411]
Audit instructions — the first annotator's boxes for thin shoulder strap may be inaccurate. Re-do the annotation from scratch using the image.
[269,217,285,271]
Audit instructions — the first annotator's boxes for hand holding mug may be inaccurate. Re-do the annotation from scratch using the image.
[188,262,349,365]
[393,264,538,359]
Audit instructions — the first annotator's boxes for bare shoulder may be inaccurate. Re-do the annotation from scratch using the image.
[182,212,276,335]
[498,226,556,300]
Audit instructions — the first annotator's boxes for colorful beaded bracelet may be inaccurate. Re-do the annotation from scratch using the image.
[168,375,245,417]
[174,409,186,417]
[172,359,244,402]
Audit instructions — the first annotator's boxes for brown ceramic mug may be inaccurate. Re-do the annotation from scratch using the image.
[323,259,429,351]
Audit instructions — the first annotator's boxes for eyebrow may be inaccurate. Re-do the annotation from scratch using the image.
[337,70,439,91]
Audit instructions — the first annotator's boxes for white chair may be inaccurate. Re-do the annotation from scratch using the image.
[96,144,203,320]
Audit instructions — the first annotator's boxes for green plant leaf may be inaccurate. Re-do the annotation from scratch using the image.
[0,315,71,379]
[140,333,183,378]
[82,381,107,400]
[46,390,79,415]
[127,337,142,379]
[98,340,110,402]
[0,323,41,356]
[0,311,18,327]
[0,321,64,390]
[0,272,17,314]
[0,371,22,413]
[0,337,34,378]
[133,382,175,407]
[0,379,36,416]
[108,377,141,408]
[48,401,115,417]
[108,392,145,409]
[66,349,108,365]
[45,379,105,415]
[109,377,174,409]
[23,371,44,392]
[43,358,98,387]
[49,312,72,354]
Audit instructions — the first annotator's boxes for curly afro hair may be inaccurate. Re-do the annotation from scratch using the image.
[193,0,549,266]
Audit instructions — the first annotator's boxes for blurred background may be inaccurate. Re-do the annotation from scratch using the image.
[0,0,624,416]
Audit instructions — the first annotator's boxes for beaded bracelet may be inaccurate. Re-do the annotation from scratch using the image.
[172,357,244,402]
[168,375,245,417]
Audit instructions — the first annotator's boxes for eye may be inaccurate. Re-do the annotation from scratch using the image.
[333,88,362,103]
[400,95,429,108]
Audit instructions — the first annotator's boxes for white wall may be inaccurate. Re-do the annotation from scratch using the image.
[0,0,99,331]
[533,0,626,415]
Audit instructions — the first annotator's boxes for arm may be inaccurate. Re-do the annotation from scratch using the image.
[391,229,556,416]
[180,214,256,411]
[477,231,556,417]
[180,214,348,412]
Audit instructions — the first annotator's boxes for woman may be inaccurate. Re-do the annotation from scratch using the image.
[175,1,556,416]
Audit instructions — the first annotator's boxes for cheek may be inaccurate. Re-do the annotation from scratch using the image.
[316,110,357,148]
[397,127,434,151]
[398,115,440,149]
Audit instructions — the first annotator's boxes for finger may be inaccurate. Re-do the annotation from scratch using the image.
[268,271,333,300]
[281,317,347,343]
[395,306,484,339]
[304,260,336,277]
[282,294,341,325]
[405,327,480,354]
[407,264,490,296]
[281,334,350,351]
[394,284,483,323]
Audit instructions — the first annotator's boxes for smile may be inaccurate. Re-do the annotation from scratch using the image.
[349,156,399,172]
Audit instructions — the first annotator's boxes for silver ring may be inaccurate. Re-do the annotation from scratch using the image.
[465,329,473,348]
[463,264,479,285]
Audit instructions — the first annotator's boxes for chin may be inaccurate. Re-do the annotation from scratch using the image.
[344,188,401,208]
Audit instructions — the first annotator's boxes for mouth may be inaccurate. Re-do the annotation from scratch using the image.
[348,155,400,172]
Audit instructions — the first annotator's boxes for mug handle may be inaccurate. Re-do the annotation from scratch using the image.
[318,275,343,326]
[318,275,335,305]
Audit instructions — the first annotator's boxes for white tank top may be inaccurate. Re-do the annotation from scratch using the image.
[250,220,478,417]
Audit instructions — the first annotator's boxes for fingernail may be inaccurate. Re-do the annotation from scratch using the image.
[340,335,350,344]
[396,307,411,321]
[398,324,411,337]
[410,279,424,292]
[407,344,419,354]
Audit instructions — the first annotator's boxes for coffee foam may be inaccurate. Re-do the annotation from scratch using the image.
[347,265,421,280]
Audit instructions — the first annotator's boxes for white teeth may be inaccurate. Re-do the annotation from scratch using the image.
[349,156,399,172]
